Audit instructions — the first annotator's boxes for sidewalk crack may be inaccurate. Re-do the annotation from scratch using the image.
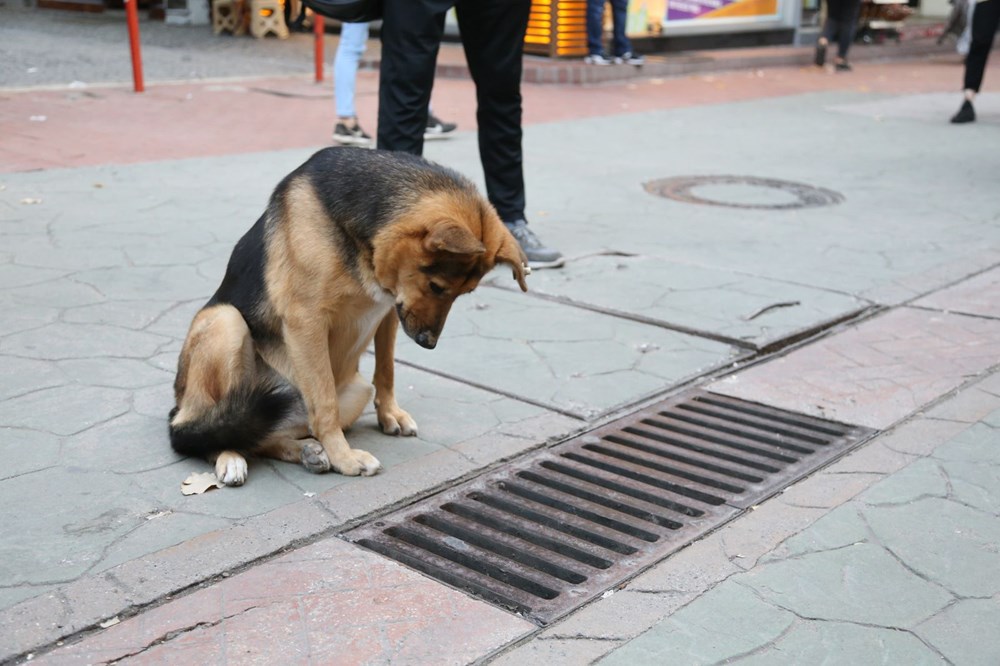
[98,605,260,664]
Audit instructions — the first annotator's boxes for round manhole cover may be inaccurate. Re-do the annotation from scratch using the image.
[644,175,844,210]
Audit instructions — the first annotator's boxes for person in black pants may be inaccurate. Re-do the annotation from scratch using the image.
[376,0,564,268]
[952,0,1000,123]
[814,0,862,71]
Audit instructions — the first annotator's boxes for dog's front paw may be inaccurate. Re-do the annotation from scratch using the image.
[301,440,331,474]
[377,406,418,437]
[329,448,382,477]
[215,451,248,486]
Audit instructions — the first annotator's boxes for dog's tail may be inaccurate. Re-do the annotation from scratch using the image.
[168,381,299,458]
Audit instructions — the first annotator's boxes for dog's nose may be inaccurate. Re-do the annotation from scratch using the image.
[415,331,437,349]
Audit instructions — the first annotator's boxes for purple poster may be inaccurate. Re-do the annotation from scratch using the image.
[667,0,733,20]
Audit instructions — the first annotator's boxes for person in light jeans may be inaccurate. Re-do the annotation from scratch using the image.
[332,22,457,146]
[584,0,644,65]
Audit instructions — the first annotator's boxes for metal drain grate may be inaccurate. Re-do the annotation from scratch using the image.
[345,390,875,624]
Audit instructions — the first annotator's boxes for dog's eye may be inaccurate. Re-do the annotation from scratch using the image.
[429,282,446,295]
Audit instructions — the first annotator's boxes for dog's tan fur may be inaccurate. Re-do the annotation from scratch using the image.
[169,149,528,485]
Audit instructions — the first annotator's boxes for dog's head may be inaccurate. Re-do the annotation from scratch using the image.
[373,191,528,350]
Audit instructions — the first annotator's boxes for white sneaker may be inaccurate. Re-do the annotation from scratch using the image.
[424,113,457,140]
[614,52,645,65]
[584,53,614,65]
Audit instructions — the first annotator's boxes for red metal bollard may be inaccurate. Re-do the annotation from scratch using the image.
[125,0,145,92]
[314,14,325,82]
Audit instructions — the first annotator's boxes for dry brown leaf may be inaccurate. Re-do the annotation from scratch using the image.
[181,472,223,496]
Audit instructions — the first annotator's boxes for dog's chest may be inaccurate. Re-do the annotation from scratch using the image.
[339,292,395,356]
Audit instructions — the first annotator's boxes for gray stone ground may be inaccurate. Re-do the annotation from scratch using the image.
[2,7,1000,664]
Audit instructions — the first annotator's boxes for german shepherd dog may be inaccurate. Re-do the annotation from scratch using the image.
[169,148,528,485]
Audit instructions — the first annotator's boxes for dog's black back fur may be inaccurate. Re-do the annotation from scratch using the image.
[206,148,475,341]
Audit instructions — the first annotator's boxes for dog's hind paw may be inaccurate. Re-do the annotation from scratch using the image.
[301,441,331,474]
[215,451,248,486]
[330,448,382,477]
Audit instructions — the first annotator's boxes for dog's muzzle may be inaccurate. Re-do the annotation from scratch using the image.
[414,331,437,349]
[396,303,439,350]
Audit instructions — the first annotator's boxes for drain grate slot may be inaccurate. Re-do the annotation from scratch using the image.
[498,481,661,542]
[603,432,764,483]
[690,394,849,438]
[581,442,746,494]
[412,514,587,584]
[358,537,533,615]
[470,491,639,554]
[346,390,875,624]
[561,451,728,506]
[660,410,818,454]
[441,502,615,569]
[618,426,782,474]
[641,416,803,462]
[540,459,705,516]
[676,402,833,446]
[515,470,683,530]
[384,524,562,599]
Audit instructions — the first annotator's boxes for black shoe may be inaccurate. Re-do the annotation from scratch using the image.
[834,61,852,72]
[504,220,564,269]
[951,99,976,124]
[814,42,826,67]
[332,121,372,147]
[425,113,457,140]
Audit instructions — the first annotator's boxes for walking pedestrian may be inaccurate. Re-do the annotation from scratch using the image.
[584,0,645,65]
[951,0,1000,123]
[376,0,564,268]
[814,0,862,71]
[332,21,458,147]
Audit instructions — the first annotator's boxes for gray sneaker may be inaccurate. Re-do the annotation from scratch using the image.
[505,219,564,269]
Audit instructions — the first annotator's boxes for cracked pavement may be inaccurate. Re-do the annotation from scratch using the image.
[3,8,1000,664]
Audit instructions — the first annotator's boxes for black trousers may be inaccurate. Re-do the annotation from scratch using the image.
[965,0,1000,92]
[821,0,861,59]
[377,0,531,223]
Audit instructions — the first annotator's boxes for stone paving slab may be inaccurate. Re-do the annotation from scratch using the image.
[395,287,740,420]
[711,306,1000,429]
[913,265,1000,319]
[489,254,870,349]
[31,537,535,665]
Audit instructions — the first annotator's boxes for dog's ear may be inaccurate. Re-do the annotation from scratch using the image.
[424,223,486,257]
[494,233,529,292]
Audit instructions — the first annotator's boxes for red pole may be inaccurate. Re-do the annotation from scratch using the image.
[314,14,325,83]
[125,0,145,92]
